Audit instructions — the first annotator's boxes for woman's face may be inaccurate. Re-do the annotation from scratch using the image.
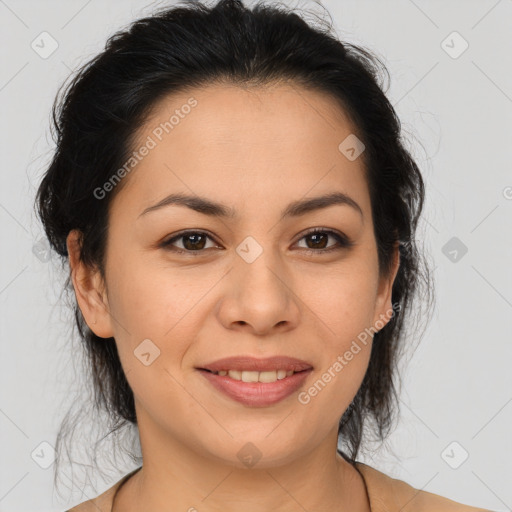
[70,82,399,467]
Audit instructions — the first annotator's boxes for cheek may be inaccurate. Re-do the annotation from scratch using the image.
[297,264,377,402]
[301,260,379,342]
[105,265,206,413]
[104,253,236,395]
[298,293,373,423]
[106,251,213,338]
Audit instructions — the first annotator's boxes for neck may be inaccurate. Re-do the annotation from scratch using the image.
[112,418,370,511]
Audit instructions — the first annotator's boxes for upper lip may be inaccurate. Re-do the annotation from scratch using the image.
[197,356,313,373]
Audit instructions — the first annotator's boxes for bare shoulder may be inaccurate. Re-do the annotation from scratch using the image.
[65,485,116,512]
[64,470,135,512]
[355,462,495,512]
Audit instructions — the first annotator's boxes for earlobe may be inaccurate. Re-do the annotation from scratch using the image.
[373,243,400,329]
[66,229,114,338]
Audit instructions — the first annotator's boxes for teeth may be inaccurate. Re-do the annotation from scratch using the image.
[242,371,259,383]
[214,369,297,382]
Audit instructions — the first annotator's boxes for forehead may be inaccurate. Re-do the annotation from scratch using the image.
[112,82,369,220]
[140,81,359,153]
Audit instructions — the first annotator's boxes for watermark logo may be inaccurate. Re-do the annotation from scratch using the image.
[442,236,468,263]
[31,31,58,59]
[441,441,469,469]
[236,236,264,264]
[338,134,365,161]
[134,338,161,366]
[31,441,56,469]
[237,442,262,468]
[441,31,469,60]
[32,237,51,263]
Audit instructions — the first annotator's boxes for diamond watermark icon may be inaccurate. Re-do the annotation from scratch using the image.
[31,441,56,469]
[441,31,469,59]
[236,236,263,264]
[31,31,59,59]
[442,236,468,263]
[441,441,469,469]
[134,338,161,366]
[338,134,365,161]
[32,237,51,263]
[237,442,263,468]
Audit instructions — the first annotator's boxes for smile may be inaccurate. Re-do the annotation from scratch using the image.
[197,368,313,407]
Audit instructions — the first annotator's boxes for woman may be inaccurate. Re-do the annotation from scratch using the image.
[35,0,492,510]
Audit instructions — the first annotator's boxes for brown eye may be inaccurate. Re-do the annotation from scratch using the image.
[160,231,219,254]
[180,233,207,250]
[295,229,354,254]
[304,232,330,249]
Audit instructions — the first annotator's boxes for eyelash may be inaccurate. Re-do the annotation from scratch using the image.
[159,227,354,256]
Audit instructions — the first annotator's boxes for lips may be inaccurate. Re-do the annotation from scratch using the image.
[197,367,313,407]
[196,355,314,407]
[197,355,314,373]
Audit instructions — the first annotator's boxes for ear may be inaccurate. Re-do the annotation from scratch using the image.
[372,242,400,329]
[66,229,114,339]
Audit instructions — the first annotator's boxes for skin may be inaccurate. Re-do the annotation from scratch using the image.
[67,82,400,512]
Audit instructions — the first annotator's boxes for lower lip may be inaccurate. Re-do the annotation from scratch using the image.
[197,369,313,407]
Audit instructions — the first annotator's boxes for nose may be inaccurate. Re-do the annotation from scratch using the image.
[216,251,301,336]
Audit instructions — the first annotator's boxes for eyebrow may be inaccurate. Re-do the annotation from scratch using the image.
[138,191,363,221]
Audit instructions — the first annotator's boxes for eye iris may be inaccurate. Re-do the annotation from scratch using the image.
[307,233,328,249]
[183,233,206,250]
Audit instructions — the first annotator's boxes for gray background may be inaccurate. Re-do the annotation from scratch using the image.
[1,0,511,510]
